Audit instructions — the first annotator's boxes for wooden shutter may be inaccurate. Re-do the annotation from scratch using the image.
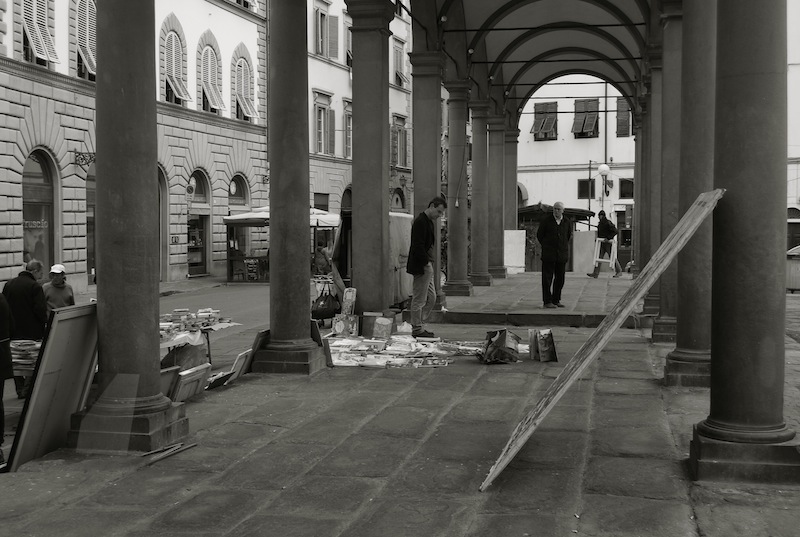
[391,125,398,165]
[583,99,599,133]
[328,15,339,60]
[616,97,630,137]
[23,0,47,61]
[571,100,586,133]
[328,109,336,155]
[36,0,59,63]
[531,102,545,134]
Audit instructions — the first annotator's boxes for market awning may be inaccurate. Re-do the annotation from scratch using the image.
[223,207,340,228]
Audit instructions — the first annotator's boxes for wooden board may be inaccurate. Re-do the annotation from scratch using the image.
[6,304,99,472]
[479,189,725,491]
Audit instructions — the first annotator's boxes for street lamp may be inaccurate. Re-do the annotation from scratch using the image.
[598,163,610,208]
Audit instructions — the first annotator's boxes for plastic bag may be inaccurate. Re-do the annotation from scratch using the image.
[311,282,340,320]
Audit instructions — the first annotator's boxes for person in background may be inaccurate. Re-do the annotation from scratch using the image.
[587,210,623,278]
[1,259,47,399]
[0,293,13,463]
[537,201,572,308]
[406,196,447,338]
[43,264,75,314]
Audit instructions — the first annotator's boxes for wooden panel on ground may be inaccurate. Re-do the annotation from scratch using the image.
[6,304,99,472]
[479,188,725,491]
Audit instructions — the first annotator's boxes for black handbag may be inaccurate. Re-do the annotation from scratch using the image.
[311,282,340,320]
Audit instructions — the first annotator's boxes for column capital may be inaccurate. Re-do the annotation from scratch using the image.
[444,79,471,102]
[504,129,520,142]
[409,51,445,77]
[345,0,394,30]
[469,99,490,117]
[487,115,506,130]
[659,0,683,20]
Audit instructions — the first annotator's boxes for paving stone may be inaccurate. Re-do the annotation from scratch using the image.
[326,392,396,419]
[394,387,462,408]
[194,421,285,448]
[215,443,333,490]
[148,488,264,533]
[310,433,418,478]
[510,430,589,469]
[584,456,688,500]
[447,396,523,422]
[235,395,331,427]
[184,403,260,434]
[226,515,345,537]
[384,458,486,497]
[482,467,582,514]
[79,466,207,508]
[591,424,676,459]
[418,421,513,462]
[592,394,666,428]
[361,405,439,438]
[595,377,662,396]
[267,475,384,519]
[414,371,480,392]
[18,508,147,537]
[340,497,474,537]
[692,503,799,537]
[530,403,591,433]
[463,513,575,537]
[467,371,536,397]
[577,494,695,537]
[279,413,369,444]
[145,444,259,473]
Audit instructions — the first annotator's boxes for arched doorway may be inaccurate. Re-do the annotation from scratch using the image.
[187,170,211,276]
[158,167,169,281]
[22,150,56,272]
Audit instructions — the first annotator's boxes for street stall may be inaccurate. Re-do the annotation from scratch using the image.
[222,207,341,283]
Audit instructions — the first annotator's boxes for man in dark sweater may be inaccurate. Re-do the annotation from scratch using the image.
[587,210,622,277]
[406,197,446,338]
[536,201,572,308]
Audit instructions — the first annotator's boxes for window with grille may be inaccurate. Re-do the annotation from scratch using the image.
[572,98,599,138]
[616,97,631,137]
[314,8,339,60]
[23,0,59,66]
[235,58,258,121]
[165,32,192,105]
[201,46,225,114]
[76,0,96,80]
[392,116,409,168]
[531,102,557,141]
[578,178,596,199]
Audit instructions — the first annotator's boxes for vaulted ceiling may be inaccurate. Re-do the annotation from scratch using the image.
[411,0,656,128]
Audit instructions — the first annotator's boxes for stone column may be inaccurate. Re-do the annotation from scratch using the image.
[652,2,682,342]
[691,0,800,482]
[504,129,519,231]
[70,0,187,451]
[643,49,663,316]
[664,0,715,386]
[469,100,492,286]
[631,106,645,275]
[442,80,473,296]
[253,0,323,374]
[346,0,395,311]
[487,115,507,278]
[635,97,650,275]
[410,51,445,301]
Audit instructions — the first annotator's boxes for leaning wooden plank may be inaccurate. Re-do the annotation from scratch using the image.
[479,188,725,491]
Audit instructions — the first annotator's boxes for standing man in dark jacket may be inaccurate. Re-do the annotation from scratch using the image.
[406,197,447,338]
[2,260,47,398]
[537,201,572,308]
[0,293,13,462]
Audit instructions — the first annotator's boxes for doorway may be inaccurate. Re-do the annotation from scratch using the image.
[187,215,208,276]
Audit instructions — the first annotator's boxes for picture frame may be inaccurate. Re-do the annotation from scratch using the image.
[171,363,212,402]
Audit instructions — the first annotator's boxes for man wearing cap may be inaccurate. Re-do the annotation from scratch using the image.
[43,263,75,315]
[587,210,622,278]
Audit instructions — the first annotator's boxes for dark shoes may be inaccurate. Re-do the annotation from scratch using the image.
[555,302,565,308]
[413,330,436,338]
[586,273,598,278]
[543,303,557,309]
[613,272,622,278]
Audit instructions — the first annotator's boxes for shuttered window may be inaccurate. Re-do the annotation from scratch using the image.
[201,46,225,112]
[391,116,409,167]
[394,41,408,87]
[532,102,557,141]
[616,97,631,137]
[235,59,258,119]
[573,99,599,138]
[23,0,59,64]
[165,32,192,102]
[76,0,97,74]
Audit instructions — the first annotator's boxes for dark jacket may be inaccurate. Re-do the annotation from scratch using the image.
[597,217,618,240]
[537,214,573,263]
[407,211,435,275]
[0,293,13,380]
[2,271,47,340]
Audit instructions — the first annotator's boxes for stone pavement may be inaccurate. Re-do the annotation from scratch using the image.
[1,272,799,537]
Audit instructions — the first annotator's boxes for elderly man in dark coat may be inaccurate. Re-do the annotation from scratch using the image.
[2,259,47,399]
[536,201,573,308]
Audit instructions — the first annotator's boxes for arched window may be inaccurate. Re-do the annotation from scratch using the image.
[188,171,208,204]
[164,31,191,104]
[22,150,55,269]
[201,45,225,113]
[23,0,59,66]
[391,188,405,211]
[76,0,97,80]
[228,175,248,206]
[235,58,258,120]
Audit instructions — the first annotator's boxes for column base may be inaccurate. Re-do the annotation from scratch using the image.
[68,402,188,453]
[663,348,711,387]
[651,315,677,342]
[251,340,325,375]
[643,292,660,315]
[690,424,800,483]
[488,266,507,279]
[442,279,473,296]
[468,272,493,286]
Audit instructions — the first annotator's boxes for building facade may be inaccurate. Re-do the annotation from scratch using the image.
[0,0,268,292]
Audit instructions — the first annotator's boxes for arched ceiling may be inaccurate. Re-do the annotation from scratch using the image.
[410,0,652,126]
